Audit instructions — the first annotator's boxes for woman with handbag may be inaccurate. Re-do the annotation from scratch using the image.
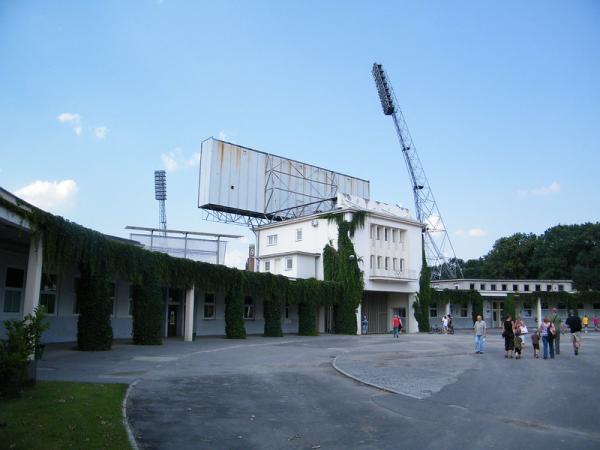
[503,314,515,358]
[539,317,556,359]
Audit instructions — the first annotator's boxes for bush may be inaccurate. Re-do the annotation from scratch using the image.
[0,320,31,398]
[263,297,283,337]
[298,302,318,336]
[76,264,113,351]
[132,277,164,345]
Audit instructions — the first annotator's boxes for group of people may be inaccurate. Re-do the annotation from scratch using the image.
[442,315,454,334]
[582,314,599,333]
[473,308,585,359]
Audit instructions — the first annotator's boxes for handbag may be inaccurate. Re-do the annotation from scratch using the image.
[521,325,528,334]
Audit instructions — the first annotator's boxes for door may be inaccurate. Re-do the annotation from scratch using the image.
[492,302,504,328]
[168,305,178,337]
[324,306,335,333]
[363,292,388,334]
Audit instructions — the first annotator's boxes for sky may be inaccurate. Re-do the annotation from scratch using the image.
[1,0,599,269]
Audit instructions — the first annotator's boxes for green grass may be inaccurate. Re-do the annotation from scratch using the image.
[0,381,131,450]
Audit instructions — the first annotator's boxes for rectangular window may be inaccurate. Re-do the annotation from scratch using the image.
[535,284,541,292]
[469,283,475,290]
[285,258,293,271]
[491,284,496,291]
[109,282,116,316]
[547,284,552,292]
[429,302,438,318]
[376,227,381,240]
[524,284,529,292]
[502,284,507,291]
[393,258,398,271]
[3,267,24,313]
[558,284,564,292]
[295,229,303,241]
[392,229,398,243]
[460,305,468,318]
[513,284,519,292]
[40,273,57,315]
[204,293,215,319]
[400,259,404,272]
[243,296,255,320]
[267,234,278,246]
[523,303,532,317]
[384,228,389,241]
[377,256,382,269]
[480,283,486,290]
[384,257,389,270]
[264,261,271,272]
[370,255,375,269]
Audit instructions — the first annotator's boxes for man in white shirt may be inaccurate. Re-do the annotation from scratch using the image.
[474,315,487,354]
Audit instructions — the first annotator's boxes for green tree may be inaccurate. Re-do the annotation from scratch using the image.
[413,241,431,332]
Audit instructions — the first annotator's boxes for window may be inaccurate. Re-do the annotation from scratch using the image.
[535,284,541,292]
[264,261,271,272]
[429,302,438,318]
[204,293,215,319]
[384,257,389,270]
[267,234,278,246]
[377,256,382,269]
[128,284,134,316]
[295,229,303,241]
[243,296,255,320]
[502,284,507,291]
[376,227,381,240]
[558,284,564,292]
[400,259,404,272]
[370,255,375,269]
[393,258,398,271]
[480,283,486,291]
[39,273,57,315]
[547,284,553,292]
[469,283,475,290]
[513,284,519,292]
[392,229,398,243]
[523,303,532,317]
[3,267,24,313]
[109,282,116,316]
[524,284,529,292]
[576,303,584,310]
[285,258,293,271]
[370,225,375,239]
[491,284,496,291]
[384,228,389,241]
[460,305,468,318]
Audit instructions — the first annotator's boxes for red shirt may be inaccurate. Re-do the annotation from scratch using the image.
[393,317,400,327]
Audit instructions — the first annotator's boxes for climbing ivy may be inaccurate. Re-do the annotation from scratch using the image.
[323,211,365,335]
[413,242,431,332]
[430,289,483,324]
[132,276,164,345]
[76,262,113,351]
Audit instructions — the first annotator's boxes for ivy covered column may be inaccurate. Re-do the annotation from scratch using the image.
[76,262,113,351]
[132,276,164,345]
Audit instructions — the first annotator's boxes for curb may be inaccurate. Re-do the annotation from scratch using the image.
[122,379,141,450]
[331,355,422,400]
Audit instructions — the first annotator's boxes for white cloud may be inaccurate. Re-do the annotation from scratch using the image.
[94,126,108,139]
[518,181,561,197]
[161,148,201,171]
[57,112,80,124]
[224,249,248,269]
[425,214,445,232]
[14,180,78,213]
[185,152,201,167]
[456,228,488,238]
[218,131,228,141]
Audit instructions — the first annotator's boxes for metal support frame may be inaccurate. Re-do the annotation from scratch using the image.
[373,62,462,279]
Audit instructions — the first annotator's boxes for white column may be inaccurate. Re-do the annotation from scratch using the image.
[184,285,195,342]
[536,297,542,326]
[23,234,43,316]
[445,302,451,316]
[356,304,362,335]
[408,293,419,333]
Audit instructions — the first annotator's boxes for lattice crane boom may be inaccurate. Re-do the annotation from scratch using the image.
[372,63,462,279]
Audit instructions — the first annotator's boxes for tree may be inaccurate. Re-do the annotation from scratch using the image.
[413,240,431,332]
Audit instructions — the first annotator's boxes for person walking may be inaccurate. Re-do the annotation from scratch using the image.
[474,315,487,354]
[565,310,582,355]
[442,315,448,334]
[361,314,369,335]
[392,314,401,338]
[513,316,524,359]
[593,315,599,332]
[539,317,556,359]
[549,308,562,355]
[503,314,515,358]
[531,330,540,359]
[582,314,589,334]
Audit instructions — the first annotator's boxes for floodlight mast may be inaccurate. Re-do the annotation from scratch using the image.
[372,63,462,279]
[154,170,167,236]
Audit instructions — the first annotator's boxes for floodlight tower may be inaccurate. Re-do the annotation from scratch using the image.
[372,63,462,279]
[154,170,167,235]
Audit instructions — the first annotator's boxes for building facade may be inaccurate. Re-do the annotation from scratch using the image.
[431,278,584,329]
[255,199,423,334]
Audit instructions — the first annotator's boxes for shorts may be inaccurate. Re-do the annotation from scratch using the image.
[572,332,581,344]
[504,335,515,351]
[532,342,539,349]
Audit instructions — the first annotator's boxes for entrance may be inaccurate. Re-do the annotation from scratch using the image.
[492,301,504,328]
[324,306,334,333]
[362,292,388,334]
[167,304,179,337]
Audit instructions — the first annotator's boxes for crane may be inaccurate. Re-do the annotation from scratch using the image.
[372,62,462,279]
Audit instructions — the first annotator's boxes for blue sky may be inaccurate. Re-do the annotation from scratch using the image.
[1,0,599,268]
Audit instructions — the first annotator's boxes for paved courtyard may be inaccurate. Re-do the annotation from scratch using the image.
[38,331,600,450]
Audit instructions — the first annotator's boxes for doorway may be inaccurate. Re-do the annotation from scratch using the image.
[492,301,504,328]
[167,304,179,337]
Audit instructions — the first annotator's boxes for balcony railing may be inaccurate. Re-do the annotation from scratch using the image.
[369,268,417,280]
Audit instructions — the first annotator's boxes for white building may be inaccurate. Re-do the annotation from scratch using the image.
[431,278,581,328]
[255,195,423,334]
